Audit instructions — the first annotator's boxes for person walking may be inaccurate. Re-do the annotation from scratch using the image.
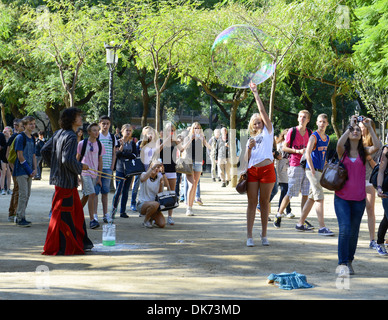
[296,113,334,236]
[245,82,276,247]
[334,115,379,276]
[181,122,211,216]
[274,110,312,228]
[359,118,382,248]
[376,144,388,256]
[42,107,93,255]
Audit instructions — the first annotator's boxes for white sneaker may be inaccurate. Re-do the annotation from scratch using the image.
[286,212,295,219]
[260,233,270,246]
[186,208,194,216]
[246,238,254,247]
[142,221,153,228]
[1,189,6,195]
[167,216,175,225]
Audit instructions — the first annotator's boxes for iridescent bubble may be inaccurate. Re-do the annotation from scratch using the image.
[211,25,276,89]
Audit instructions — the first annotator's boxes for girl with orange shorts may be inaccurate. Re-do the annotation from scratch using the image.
[245,82,276,247]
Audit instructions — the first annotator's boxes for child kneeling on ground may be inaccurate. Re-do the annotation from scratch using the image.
[137,159,170,228]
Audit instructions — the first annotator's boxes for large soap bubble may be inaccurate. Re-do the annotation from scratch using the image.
[211,25,276,89]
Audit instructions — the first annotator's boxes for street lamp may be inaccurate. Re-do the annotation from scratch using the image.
[104,42,121,130]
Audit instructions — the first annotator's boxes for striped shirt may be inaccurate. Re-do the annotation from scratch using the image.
[41,129,83,189]
[99,132,116,170]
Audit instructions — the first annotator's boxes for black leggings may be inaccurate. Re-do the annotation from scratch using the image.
[377,214,388,245]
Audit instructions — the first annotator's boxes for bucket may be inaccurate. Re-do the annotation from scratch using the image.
[102,224,116,246]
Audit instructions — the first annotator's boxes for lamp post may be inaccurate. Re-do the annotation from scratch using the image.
[104,42,121,130]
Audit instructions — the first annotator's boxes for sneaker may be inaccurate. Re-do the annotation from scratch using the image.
[369,240,377,249]
[304,220,314,230]
[375,244,388,256]
[103,214,111,223]
[8,215,16,223]
[347,261,355,275]
[120,212,129,218]
[130,205,137,212]
[90,219,100,229]
[142,221,153,228]
[186,208,194,216]
[167,216,175,225]
[1,189,6,195]
[7,189,12,195]
[17,218,31,227]
[286,212,295,218]
[273,215,281,228]
[246,238,254,247]
[221,182,226,187]
[295,223,313,232]
[195,198,203,206]
[318,227,334,236]
[260,233,269,246]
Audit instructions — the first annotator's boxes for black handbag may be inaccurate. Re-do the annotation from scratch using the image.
[123,156,145,178]
[155,191,179,211]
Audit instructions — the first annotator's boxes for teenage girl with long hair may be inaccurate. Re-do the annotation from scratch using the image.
[245,82,276,247]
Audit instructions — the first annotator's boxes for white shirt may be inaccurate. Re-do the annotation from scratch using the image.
[138,172,162,203]
[247,124,274,168]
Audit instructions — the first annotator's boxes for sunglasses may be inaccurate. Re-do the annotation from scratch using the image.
[89,143,94,152]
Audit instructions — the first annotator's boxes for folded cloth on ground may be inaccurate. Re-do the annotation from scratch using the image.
[267,272,313,290]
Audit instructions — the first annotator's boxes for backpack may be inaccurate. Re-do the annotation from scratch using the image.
[7,132,27,164]
[79,138,102,163]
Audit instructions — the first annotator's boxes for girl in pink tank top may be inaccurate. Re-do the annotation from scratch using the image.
[334,116,380,275]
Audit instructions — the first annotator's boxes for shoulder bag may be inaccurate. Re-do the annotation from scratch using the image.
[320,155,348,191]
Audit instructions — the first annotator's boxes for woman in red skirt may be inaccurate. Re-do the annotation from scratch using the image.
[41,108,93,255]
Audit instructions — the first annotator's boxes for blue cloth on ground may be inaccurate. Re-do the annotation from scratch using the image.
[267,272,313,290]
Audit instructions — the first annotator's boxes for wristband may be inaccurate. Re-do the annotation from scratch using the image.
[21,160,33,176]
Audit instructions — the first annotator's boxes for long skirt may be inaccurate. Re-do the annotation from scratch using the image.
[42,186,93,255]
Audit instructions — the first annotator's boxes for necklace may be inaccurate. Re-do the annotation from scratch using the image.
[149,175,156,182]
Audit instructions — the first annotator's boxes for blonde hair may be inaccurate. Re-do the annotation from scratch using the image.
[299,110,311,120]
[140,126,158,149]
[121,123,132,133]
[362,119,377,147]
[248,113,262,137]
[190,122,202,135]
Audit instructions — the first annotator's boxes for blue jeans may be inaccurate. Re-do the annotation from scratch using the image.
[334,195,365,265]
[130,174,141,207]
[111,171,133,214]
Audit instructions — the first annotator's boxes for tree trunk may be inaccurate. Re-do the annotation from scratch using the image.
[45,102,64,132]
[229,100,240,187]
[269,69,277,121]
[331,87,341,138]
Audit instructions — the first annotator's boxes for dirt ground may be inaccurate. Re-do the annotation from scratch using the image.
[0,168,387,301]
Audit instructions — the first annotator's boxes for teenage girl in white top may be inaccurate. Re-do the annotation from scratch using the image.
[245,82,276,247]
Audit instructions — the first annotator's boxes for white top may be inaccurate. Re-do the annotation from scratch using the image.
[247,124,274,169]
[138,172,162,203]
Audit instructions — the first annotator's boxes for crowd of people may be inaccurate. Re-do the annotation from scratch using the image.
[1,83,388,276]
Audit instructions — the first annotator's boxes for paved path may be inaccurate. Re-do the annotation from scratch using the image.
[0,169,387,300]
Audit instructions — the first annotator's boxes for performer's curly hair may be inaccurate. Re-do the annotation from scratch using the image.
[59,107,83,130]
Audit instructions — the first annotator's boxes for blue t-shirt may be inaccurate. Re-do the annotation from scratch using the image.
[306,131,329,171]
[13,133,36,177]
